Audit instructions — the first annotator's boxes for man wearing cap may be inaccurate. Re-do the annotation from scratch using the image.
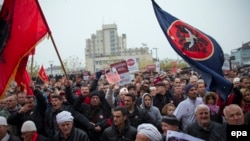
[173,83,203,131]
[53,111,89,141]
[44,94,94,137]
[136,123,162,141]
[105,83,128,109]
[153,82,173,114]
[21,120,47,141]
[161,115,179,141]
[0,116,20,141]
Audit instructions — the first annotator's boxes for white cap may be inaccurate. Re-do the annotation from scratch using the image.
[119,87,128,94]
[21,120,37,132]
[56,111,74,124]
[233,77,240,83]
[0,116,7,126]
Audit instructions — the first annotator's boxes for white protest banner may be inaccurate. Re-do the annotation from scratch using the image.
[126,57,139,73]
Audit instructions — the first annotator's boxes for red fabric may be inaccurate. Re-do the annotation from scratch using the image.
[119,101,125,107]
[106,118,112,126]
[83,96,91,104]
[38,65,49,83]
[15,56,33,96]
[0,0,49,98]
[31,132,38,141]
[153,77,162,85]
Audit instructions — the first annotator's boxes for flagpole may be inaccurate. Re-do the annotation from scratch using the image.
[36,0,68,79]
[48,34,68,79]
[30,55,34,77]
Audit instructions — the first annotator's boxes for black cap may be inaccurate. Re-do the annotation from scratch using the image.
[162,115,179,126]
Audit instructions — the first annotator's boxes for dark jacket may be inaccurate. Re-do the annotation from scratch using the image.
[153,91,173,114]
[127,106,155,128]
[7,89,47,136]
[53,127,89,141]
[73,95,111,141]
[6,131,21,141]
[101,121,137,141]
[44,102,94,137]
[185,121,222,141]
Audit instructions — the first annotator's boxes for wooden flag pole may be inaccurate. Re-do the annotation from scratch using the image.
[48,34,68,79]
[36,0,68,79]
[30,55,34,76]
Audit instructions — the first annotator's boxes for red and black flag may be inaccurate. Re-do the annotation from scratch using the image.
[152,0,232,101]
[0,0,49,98]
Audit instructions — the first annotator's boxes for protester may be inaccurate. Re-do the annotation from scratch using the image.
[174,84,203,131]
[161,115,179,141]
[203,92,223,123]
[0,116,21,141]
[101,107,137,141]
[240,88,250,113]
[21,120,47,141]
[73,90,111,141]
[185,104,221,141]
[53,111,89,141]
[124,93,156,128]
[153,82,173,114]
[136,123,162,141]
[196,79,206,98]
[161,103,176,116]
[105,84,128,109]
[44,94,94,137]
[141,93,162,123]
[7,86,47,136]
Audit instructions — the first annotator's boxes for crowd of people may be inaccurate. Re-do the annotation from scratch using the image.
[0,68,250,141]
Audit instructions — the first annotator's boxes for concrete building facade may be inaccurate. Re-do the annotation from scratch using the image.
[85,24,153,72]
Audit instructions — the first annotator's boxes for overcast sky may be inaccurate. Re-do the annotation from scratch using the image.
[1,0,250,68]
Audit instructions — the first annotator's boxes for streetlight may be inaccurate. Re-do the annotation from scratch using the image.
[153,48,158,61]
[49,61,54,76]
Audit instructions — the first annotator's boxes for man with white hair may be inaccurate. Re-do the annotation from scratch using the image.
[53,111,89,141]
[185,104,221,141]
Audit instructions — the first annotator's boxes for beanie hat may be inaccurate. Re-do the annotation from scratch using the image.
[137,123,162,141]
[119,87,128,94]
[56,111,74,124]
[0,116,7,126]
[90,90,100,98]
[184,84,195,94]
[21,120,37,132]
[162,115,179,126]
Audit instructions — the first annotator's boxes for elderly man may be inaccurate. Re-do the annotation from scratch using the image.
[223,104,245,125]
[53,111,89,141]
[161,115,179,141]
[185,104,221,141]
[0,116,20,141]
[136,123,162,141]
[219,104,246,141]
[21,120,47,141]
[173,84,203,131]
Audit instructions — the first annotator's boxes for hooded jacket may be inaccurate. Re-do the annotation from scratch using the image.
[141,93,162,123]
